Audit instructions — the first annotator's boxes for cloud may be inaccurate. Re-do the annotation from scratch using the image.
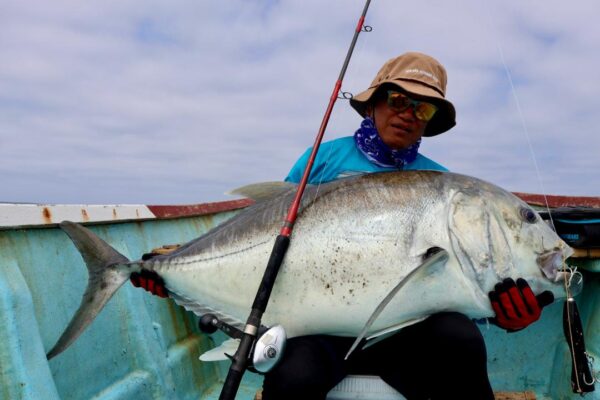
[1,0,598,204]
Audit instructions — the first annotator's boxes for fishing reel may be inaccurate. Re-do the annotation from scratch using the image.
[199,314,287,373]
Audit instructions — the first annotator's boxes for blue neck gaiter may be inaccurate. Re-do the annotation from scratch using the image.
[353,117,421,168]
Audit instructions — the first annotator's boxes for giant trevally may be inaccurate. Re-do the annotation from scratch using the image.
[47,171,574,360]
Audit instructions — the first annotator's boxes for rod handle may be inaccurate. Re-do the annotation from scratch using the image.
[252,235,290,311]
[219,368,243,400]
[219,333,255,400]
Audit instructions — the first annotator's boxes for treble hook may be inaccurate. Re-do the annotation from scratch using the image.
[566,266,583,289]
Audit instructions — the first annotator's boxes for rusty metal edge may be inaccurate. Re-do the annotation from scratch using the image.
[514,193,600,208]
[0,199,255,230]
[2,192,599,230]
[147,199,254,219]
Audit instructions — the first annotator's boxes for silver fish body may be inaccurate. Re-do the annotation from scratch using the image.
[48,171,573,359]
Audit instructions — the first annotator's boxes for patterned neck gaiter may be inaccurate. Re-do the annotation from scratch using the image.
[353,117,421,168]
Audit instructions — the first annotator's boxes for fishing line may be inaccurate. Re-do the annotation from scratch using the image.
[496,66,586,392]
[496,47,556,229]
[496,32,586,398]
[484,3,592,393]
[484,3,562,269]
[482,3,555,228]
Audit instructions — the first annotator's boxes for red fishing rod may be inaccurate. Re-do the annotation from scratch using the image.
[218,1,372,398]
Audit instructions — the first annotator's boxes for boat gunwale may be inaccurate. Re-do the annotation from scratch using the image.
[1,193,599,230]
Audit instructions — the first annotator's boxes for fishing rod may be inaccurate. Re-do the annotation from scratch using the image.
[217,1,372,398]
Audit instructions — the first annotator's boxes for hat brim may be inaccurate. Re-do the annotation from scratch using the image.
[349,79,456,137]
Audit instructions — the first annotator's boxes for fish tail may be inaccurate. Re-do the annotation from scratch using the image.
[47,221,133,360]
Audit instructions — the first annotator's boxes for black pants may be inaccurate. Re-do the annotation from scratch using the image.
[262,312,494,400]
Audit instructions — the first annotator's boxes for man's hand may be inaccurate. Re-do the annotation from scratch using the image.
[130,270,169,298]
[488,278,554,332]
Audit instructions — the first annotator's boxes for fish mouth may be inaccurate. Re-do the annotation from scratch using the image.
[538,246,583,296]
[537,246,574,282]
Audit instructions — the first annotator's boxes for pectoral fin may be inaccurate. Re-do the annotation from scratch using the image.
[344,250,450,359]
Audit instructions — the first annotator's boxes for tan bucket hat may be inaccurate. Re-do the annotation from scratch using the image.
[350,52,456,136]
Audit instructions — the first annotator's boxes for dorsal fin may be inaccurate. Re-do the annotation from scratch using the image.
[226,181,296,202]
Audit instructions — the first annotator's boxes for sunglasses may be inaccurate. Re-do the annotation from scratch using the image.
[386,91,438,122]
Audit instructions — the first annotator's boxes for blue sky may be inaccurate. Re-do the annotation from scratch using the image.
[1,0,598,204]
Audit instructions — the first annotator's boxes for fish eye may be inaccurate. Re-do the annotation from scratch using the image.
[519,207,538,224]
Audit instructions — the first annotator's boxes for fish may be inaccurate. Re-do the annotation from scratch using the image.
[46,170,574,360]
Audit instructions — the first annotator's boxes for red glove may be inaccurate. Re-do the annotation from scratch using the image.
[489,278,554,332]
[130,270,169,298]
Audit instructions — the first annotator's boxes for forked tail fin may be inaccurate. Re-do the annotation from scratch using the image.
[47,221,132,360]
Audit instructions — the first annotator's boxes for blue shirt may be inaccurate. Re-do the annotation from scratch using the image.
[285,136,447,184]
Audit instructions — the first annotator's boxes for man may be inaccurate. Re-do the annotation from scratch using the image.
[133,52,551,400]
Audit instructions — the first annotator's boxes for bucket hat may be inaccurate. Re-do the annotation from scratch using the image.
[350,52,456,136]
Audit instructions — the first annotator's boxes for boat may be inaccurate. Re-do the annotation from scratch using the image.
[0,191,598,400]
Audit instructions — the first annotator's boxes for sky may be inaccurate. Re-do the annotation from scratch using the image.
[1,0,599,205]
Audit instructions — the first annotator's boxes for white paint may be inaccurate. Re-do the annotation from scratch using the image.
[0,204,155,228]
